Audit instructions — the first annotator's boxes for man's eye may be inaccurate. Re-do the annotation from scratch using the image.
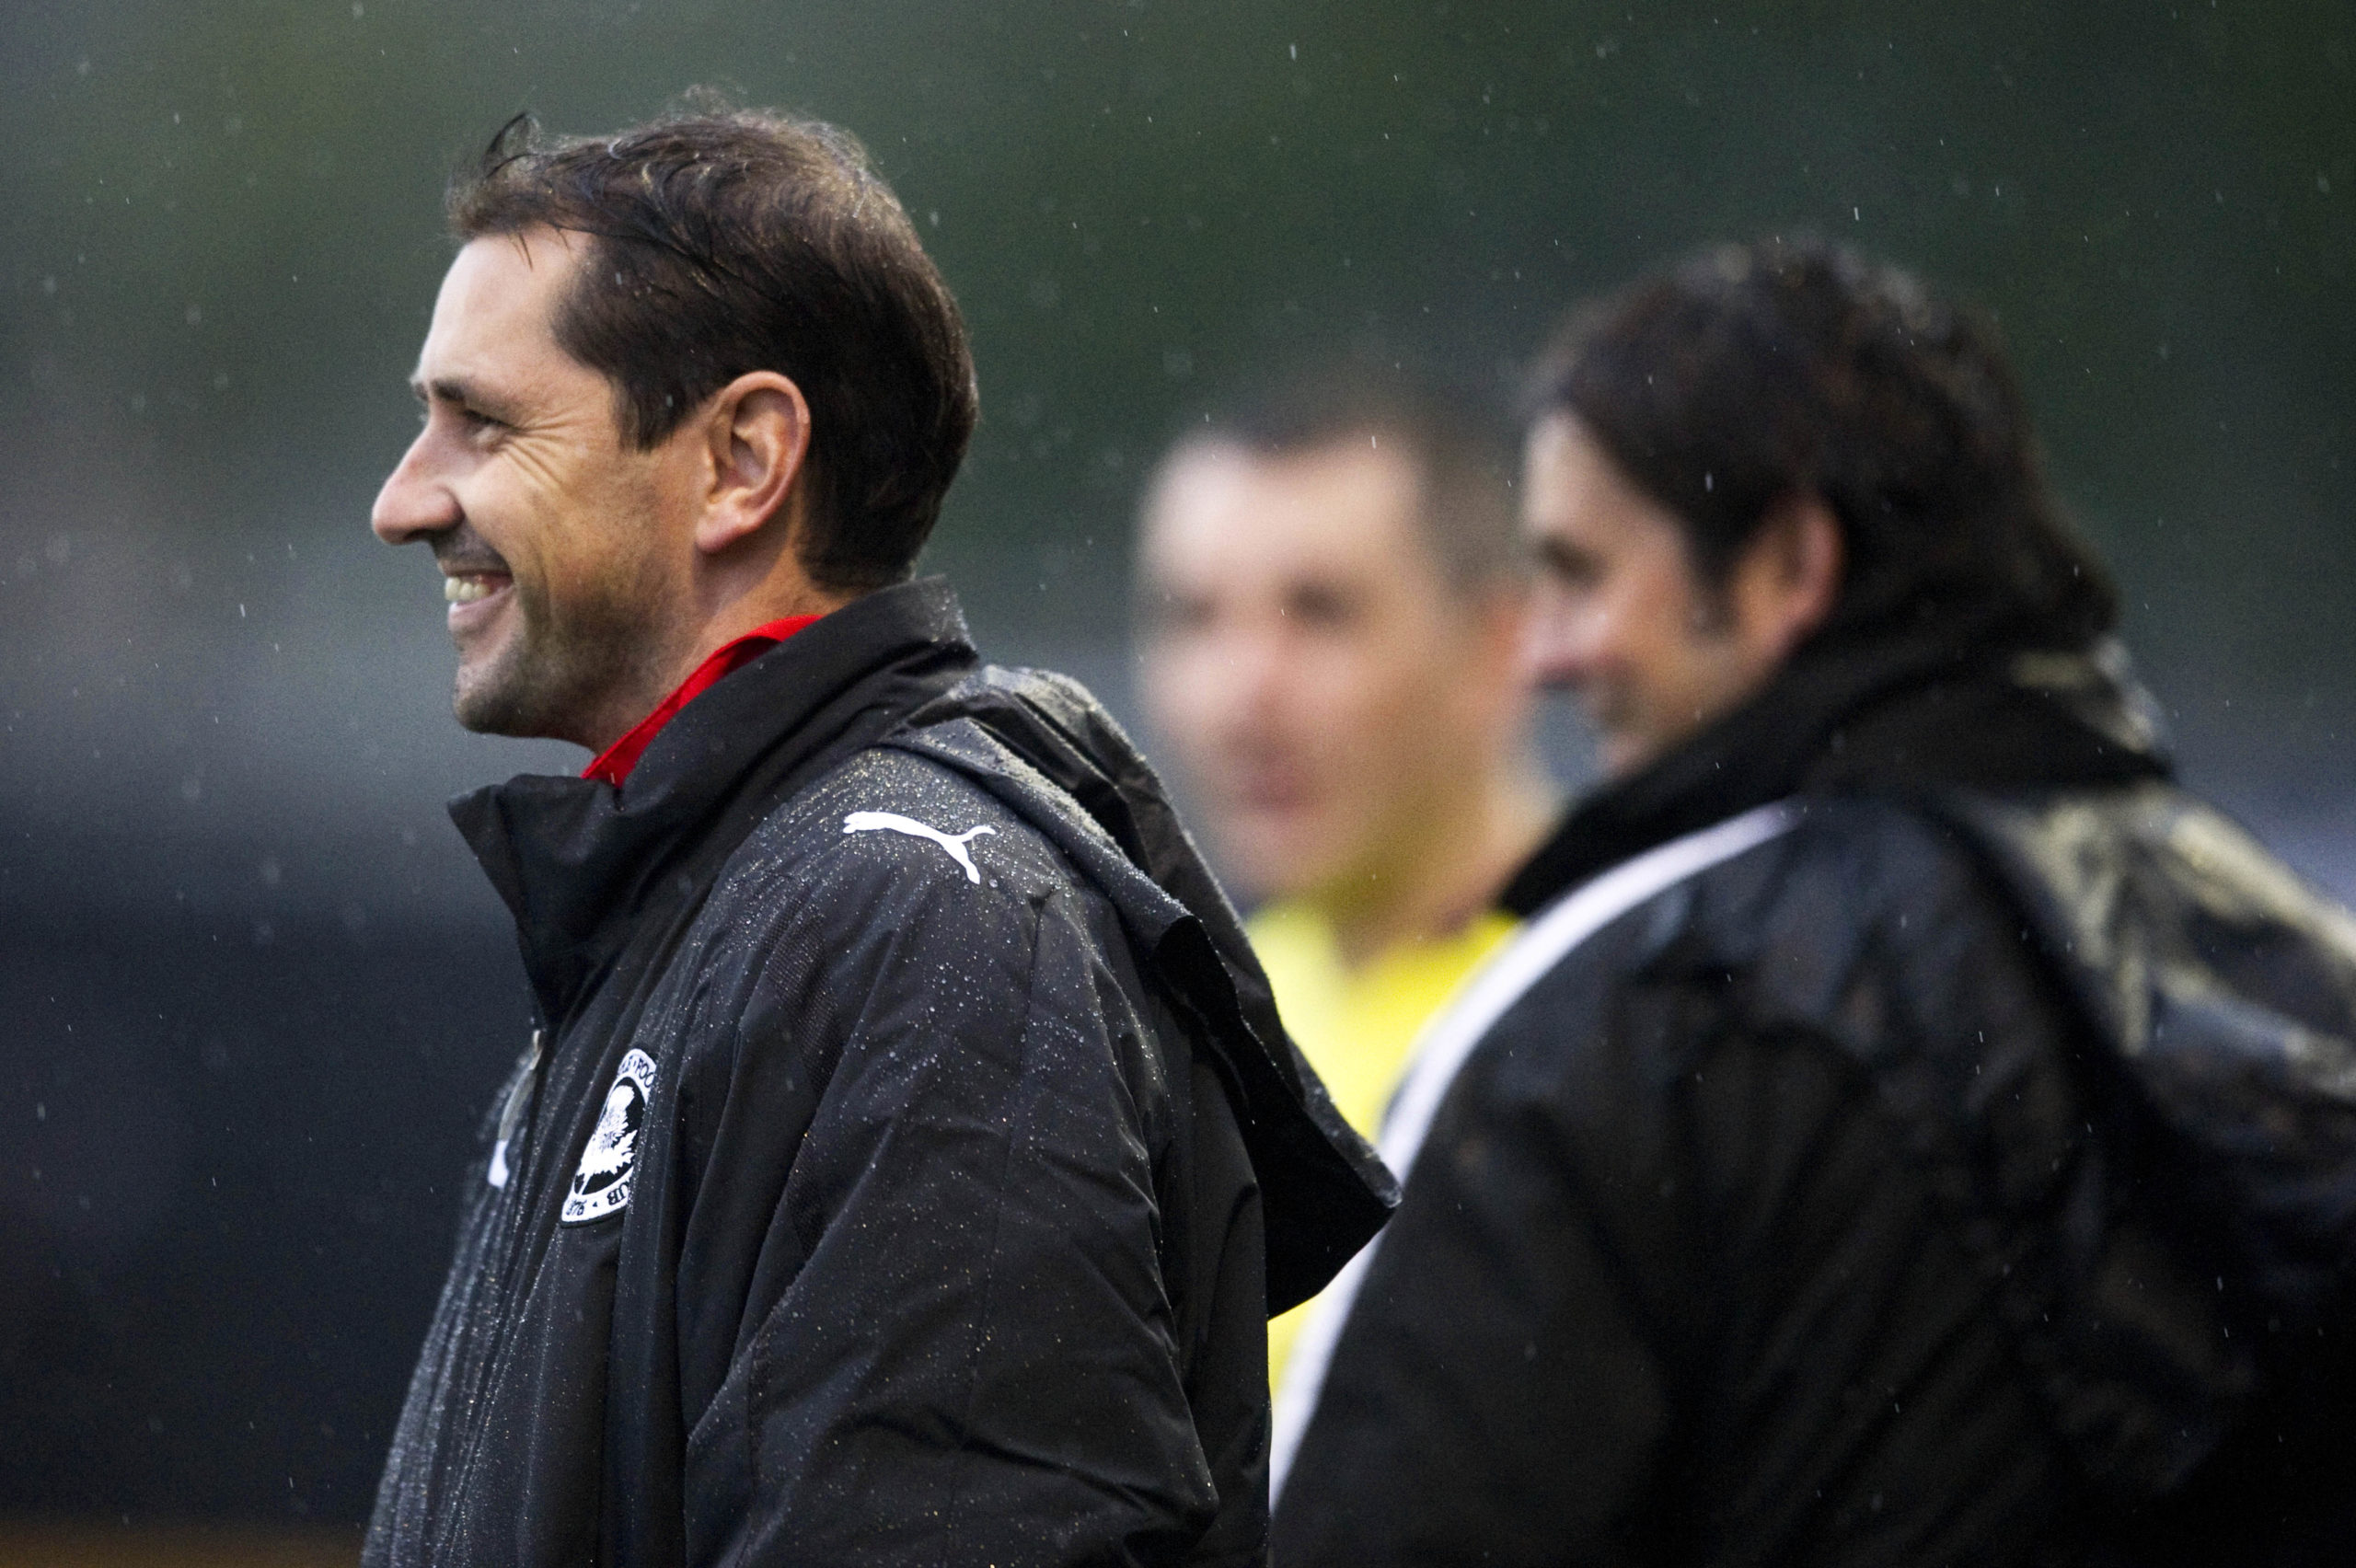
[1537,547,1600,591]
[416,401,503,437]
[1287,584,1359,628]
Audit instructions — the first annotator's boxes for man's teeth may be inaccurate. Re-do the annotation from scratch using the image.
[445,576,498,605]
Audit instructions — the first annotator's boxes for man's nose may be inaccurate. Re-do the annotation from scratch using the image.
[1218,625,1299,721]
[1518,591,1594,689]
[371,430,459,546]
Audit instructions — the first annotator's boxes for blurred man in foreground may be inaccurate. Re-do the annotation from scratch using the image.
[1137,377,1555,1386]
[1272,239,2356,1564]
[363,106,1389,1566]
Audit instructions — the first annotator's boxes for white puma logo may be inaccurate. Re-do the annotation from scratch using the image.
[842,811,999,883]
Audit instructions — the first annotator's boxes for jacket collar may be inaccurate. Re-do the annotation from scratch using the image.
[1504,613,2176,916]
[449,578,976,1024]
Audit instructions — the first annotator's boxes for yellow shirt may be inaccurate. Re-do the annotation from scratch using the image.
[1250,900,1519,1388]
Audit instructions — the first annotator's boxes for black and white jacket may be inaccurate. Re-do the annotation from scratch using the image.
[364,579,1392,1568]
[1273,625,2356,1567]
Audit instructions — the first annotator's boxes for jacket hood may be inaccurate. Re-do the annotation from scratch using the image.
[888,665,1399,1315]
[1947,784,2356,1493]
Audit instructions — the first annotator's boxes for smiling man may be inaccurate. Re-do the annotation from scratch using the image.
[391,227,734,753]
[363,107,1390,1568]
[1271,240,2356,1564]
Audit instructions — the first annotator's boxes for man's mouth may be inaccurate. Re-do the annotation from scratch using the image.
[443,572,510,605]
[440,568,515,636]
[1226,761,1315,815]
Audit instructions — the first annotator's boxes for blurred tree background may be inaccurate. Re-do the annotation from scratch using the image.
[1,0,2350,1549]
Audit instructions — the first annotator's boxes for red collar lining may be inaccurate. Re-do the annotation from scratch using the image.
[583,614,824,788]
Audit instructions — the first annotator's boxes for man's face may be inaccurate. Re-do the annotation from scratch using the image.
[1138,440,1514,902]
[372,228,699,746]
[1519,412,1788,778]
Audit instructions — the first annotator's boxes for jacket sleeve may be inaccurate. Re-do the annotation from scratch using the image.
[676,836,1229,1568]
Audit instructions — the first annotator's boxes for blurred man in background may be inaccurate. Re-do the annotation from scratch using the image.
[363,106,1390,1567]
[1272,239,2356,1564]
[1137,376,1556,1386]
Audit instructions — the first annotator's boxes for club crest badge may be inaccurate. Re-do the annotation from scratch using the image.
[560,1048,656,1225]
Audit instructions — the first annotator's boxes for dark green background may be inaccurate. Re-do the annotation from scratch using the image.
[8,1,2352,651]
[1,0,2350,1525]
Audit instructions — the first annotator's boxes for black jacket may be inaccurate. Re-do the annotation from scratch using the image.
[364,580,1392,1568]
[1272,626,2356,1566]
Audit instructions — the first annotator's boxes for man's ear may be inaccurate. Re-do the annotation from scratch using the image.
[1734,491,1845,663]
[694,372,812,556]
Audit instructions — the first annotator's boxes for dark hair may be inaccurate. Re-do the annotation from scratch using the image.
[1172,368,1523,594]
[1528,237,2115,648]
[450,101,977,594]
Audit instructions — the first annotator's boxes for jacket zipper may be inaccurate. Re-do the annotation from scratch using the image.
[485,1027,546,1191]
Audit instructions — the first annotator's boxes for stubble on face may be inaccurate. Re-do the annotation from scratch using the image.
[440,519,671,740]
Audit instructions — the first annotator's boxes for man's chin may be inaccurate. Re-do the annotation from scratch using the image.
[452,689,537,739]
[1596,733,1661,780]
[452,661,564,740]
[1575,696,1655,780]
[449,632,654,744]
[1224,828,1356,908]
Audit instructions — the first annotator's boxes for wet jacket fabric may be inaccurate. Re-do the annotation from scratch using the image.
[363,579,1392,1568]
[1272,623,2356,1567]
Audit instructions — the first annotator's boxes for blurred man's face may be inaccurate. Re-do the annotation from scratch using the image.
[1519,412,1789,777]
[371,227,701,747]
[1139,440,1510,901]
